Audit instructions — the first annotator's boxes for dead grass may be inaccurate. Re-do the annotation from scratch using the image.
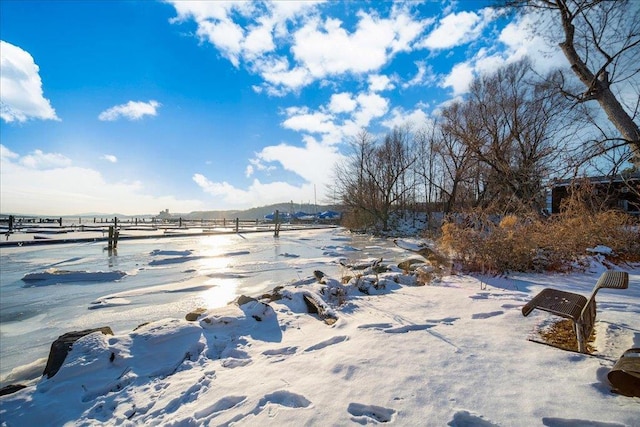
[538,319,596,353]
[439,201,639,274]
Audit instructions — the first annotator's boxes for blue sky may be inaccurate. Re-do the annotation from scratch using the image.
[1,0,568,216]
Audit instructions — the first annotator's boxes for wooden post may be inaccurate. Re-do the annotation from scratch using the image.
[108,225,119,249]
[235,218,239,233]
[274,210,280,237]
[223,218,226,227]
[108,226,114,249]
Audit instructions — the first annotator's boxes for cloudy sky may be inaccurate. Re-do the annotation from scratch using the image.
[1,0,565,216]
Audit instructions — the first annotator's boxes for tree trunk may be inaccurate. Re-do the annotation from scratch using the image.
[556,3,640,166]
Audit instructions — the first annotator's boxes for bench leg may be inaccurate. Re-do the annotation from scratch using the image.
[575,321,591,353]
[576,326,585,353]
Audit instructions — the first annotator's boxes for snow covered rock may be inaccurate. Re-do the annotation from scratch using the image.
[43,327,114,379]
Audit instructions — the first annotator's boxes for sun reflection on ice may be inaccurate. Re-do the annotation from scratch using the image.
[197,278,239,309]
[192,240,242,309]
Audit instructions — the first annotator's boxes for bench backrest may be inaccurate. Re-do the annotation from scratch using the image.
[580,271,629,325]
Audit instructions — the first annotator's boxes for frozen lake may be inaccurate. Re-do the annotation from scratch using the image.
[0,228,413,384]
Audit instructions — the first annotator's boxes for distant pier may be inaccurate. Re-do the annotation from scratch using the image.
[0,216,339,247]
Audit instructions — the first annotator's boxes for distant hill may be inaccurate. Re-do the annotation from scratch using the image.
[179,203,340,221]
[1,203,341,221]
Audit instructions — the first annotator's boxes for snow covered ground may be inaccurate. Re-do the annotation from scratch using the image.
[0,228,638,426]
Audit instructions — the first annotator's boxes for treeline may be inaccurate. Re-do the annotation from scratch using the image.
[333,59,637,232]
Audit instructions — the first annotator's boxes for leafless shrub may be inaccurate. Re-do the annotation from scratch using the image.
[440,191,639,273]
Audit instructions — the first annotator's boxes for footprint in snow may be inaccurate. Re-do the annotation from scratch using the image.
[347,402,396,423]
[258,390,312,409]
[384,324,435,334]
[448,410,499,426]
[425,317,459,325]
[262,346,298,356]
[470,292,527,302]
[304,335,349,352]
[262,346,298,362]
[358,323,394,330]
[471,311,504,320]
[194,395,247,420]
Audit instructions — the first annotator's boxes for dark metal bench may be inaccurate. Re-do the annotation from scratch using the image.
[522,271,629,353]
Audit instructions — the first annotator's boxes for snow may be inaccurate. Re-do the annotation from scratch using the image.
[21,269,127,286]
[587,245,614,255]
[0,229,639,425]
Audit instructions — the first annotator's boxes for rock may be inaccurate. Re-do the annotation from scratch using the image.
[417,247,451,271]
[339,258,383,270]
[134,322,150,331]
[43,327,113,379]
[185,307,207,321]
[303,294,338,325]
[397,258,426,271]
[303,294,319,314]
[314,270,326,282]
[415,264,435,285]
[237,295,257,306]
[262,285,284,302]
[0,384,26,397]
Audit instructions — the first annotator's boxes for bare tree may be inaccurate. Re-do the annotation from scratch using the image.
[441,59,574,212]
[368,128,417,230]
[334,130,378,229]
[413,125,441,213]
[334,128,416,231]
[506,0,640,166]
[431,123,476,213]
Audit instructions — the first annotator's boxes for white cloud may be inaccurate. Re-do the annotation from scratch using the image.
[168,1,318,71]
[438,10,569,97]
[441,62,475,96]
[168,2,428,94]
[101,154,118,163]
[255,137,344,185]
[193,135,345,208]
[256,57,313,94]
[98,100,161,121]
[282,110,336,134]
[0,145,205,215]
[193,174,322,209]
[290,10,425,82]
[368,74,394,92]
[0,40,59,123]
[402,61,436,88]
[275,90,390,152]
[20,149,72,169]
[353,92,389,127]
[243,19,276,60]
[496,13,566,75]
[328,93,357,114]
[418,8,496,50]
[381,107,429,130]
[291,15,391,77]
[197,18,245,67]
[0,144,19,161]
